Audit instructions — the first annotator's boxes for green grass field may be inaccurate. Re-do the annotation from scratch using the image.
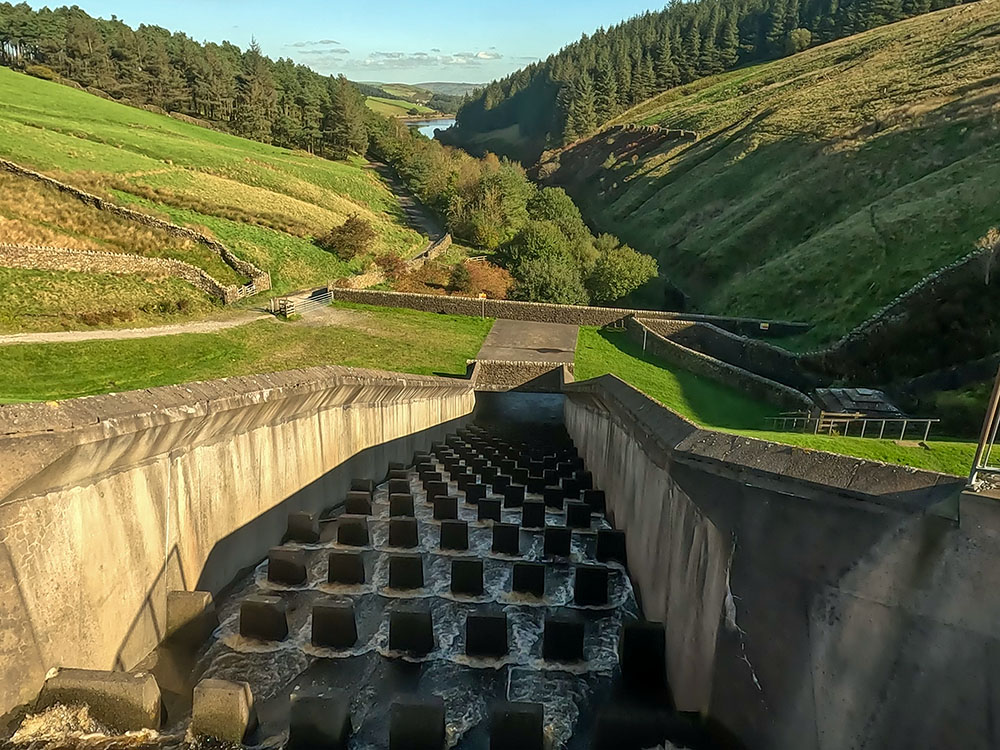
[0,303,492,402]
[575,328,976,476]
[553,3,1000,347]
[365,96,436,117]
[0,67,426,326]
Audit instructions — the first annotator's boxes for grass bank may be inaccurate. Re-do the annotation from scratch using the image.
[0,303,491,402]
[575,328,975,476]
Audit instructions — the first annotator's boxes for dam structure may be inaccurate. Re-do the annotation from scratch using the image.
[1,362,999,750]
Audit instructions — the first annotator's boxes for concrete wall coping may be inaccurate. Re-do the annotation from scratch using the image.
[564,375,964,512]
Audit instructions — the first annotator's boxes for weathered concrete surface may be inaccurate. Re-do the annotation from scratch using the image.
[565,375,998,750]
[0,367,474,718]
[469,360,573,393]
[476,319,578,364]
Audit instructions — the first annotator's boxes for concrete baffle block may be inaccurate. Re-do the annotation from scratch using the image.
[492,523,520,556]
[389,478,411,496]
[466,483,487,503]
[557,461,575,478]
[543,527,572,558]
[451,558,484,596]
[591,704,699,750]
[503,484,526,508]
[575,470,594,490]
[240,595,288,641]
[388,460,407,471]
[542,618,584,662]
[390,696,445,750]
[412,452,433,466]
[619,621,667,691]
[421,471,444,487]
[456,472,476,490]
[390,493,415,517]
[288,689,352,750]
[512,562,545,598]
[490,701,544,750]
[417,461,438,474]
[543,456,558,471]
[466,613,508,658]
[521,499,546,529]
[596,529,627,566]
[286,511,320,543]
[389,553,424,589]
[584,489,606,514]
[574,565,610,606]
[440,519,469,550]
[191,678,256,744]
[351,478,375,494]
[388,610,435,655]
[311,599,358,649]
[565,501,591,530]
[166,590,217,643]
[481,466,499,483]
[433,495,459,520]
[478,497,502,522]
[526,476,546,494]
[388,469,409,481]
[499,459,517,475]
[472,458,489,473]
[389,517,419,548]
[543,469,560,485]
[543,486,565,510]
[345,491,373,516]
[337,515,369,547]
[562,478,581,500]
[36,668,161,732]
[329,551,365,585]
[493,473,511,492]
[426,480,449,500]
[512,467,530,484]
[268,547,308,586]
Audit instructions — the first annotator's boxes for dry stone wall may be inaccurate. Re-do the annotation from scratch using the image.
[625,317,813,411]
[0,158,271,300]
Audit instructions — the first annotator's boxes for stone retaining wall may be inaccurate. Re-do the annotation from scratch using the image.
[337,234,454,291]
[327,287,809,335]
[0,158,271,298]
[640,318,821,392]
[625,317,813,411]
[0,243,243,303]
[0,367,475,717]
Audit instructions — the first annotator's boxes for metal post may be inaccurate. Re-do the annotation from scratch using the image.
[860,420,866,439]
[879,420,886,440]
[923,420,932,443]
[900,420,906,441]
[643,329,647,351]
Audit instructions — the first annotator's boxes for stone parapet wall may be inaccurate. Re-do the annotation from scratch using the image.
[469,359,572,393]
[0,367,474,717]
[0,158,271,297]
[328,287,809,335]
[625,317,813,411]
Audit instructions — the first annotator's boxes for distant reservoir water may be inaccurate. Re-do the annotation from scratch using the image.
[408,117,456,139]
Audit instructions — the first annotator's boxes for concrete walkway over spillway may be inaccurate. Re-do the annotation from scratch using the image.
[476,319,579,364]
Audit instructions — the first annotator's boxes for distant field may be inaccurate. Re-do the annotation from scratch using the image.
[550,3,1000,347]
[0,67,426,326]
[0,303,492,402]
[378,84,433,103]
[365,96,436,117]
[575,328,975,476]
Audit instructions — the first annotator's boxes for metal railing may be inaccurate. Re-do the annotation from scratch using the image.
[969,366,1000,485]
[766,411,940,441]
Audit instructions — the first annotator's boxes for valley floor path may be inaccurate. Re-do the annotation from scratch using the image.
[0,312,271,345]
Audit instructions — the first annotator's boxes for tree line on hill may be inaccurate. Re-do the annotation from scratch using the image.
[0,2,400,156]
[455,0,972,149]
[0,2,657,305]
[368,117,656,304]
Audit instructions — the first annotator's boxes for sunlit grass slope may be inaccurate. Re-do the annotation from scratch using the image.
[563,3,1000,346]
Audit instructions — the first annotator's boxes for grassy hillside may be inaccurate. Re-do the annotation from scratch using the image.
[0,67,426,304]
[365,96,436,117]
[0,302,492,402]
[543,3,1000,346]
[418,82,482,97]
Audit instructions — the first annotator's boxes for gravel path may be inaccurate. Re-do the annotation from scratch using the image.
[0,312,272,345]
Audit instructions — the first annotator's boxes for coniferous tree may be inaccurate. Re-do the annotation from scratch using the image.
[594,65,619,122]
[233,40,276,141]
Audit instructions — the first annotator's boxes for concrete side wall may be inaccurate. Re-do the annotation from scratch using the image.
[0,367,474,717]
[564,376,1000,750]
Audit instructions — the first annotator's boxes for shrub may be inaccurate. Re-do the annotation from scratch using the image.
[448,261,473,293]
[25,64,57,81]
[511,255,589,305]
[587,242,659,304]
[315,214,377,260]
[785,29,812,55]
[375,252,409,282]
[466,262,513,299]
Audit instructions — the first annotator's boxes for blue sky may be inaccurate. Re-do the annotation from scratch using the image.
[36,0,663,84]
